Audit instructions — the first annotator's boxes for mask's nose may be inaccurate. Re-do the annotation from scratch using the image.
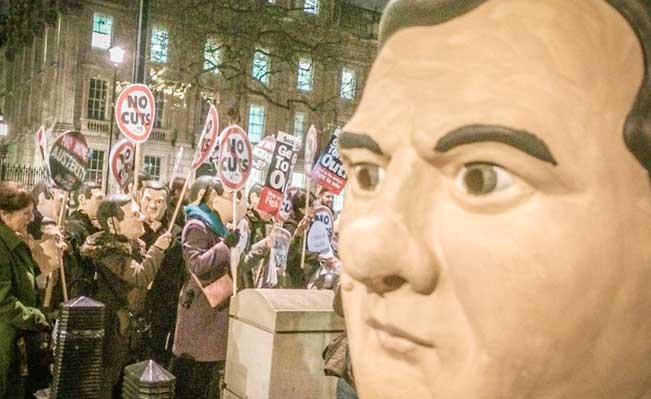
[340,213,439,295]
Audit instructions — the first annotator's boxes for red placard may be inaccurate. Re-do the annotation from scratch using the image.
[217,125,253,191]
[115,84,156,143]
[192,104,220,169]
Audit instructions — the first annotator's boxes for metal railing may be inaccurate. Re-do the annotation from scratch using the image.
[0,161,48,188]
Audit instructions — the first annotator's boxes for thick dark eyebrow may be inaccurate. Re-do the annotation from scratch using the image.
[339,132,385,156]
[434,124,558,166]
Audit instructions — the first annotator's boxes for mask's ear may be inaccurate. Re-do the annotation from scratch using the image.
[76,193,87,208]
[192,188,207,206]
[107,216,120,235]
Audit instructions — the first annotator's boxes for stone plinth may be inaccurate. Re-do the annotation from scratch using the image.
[223,289,344,399]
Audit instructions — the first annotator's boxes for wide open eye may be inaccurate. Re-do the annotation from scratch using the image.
[455,163,514,196]
[351,163,384,192]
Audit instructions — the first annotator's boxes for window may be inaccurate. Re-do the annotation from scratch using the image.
[252,49,270,85]
[87,79,108,120]
[91,13,113,50]
[150,27,169,63]
[143,156,162,180]
[153,91,164,128]
[291,172,305,189]
[297,58,314,92]
[293,112,307,139]
[204,37,221,74]
[247,104,266,143]
[304,0,319,14]
[340,67,357,100]
[86,149,105,184]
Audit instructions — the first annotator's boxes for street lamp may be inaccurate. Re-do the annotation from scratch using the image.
[105,46,124,194]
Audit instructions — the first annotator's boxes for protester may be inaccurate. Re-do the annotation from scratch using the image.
[240,184,274,288]
[282,189,319,288]
[171,176,240,399]
[27,180,65,238]
[0,181,52,399]
[80,194,172,399]
[317,188,335,211]
[138,180,185,366]
[337,0,651,398]
[66,181,103,298]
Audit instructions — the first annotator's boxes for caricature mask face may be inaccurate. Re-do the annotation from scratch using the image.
[37,188,65,220]
[110,201,145,240]
[78,188,104,220]
[208,190,247,225]
[140,188,168,223]
[32,224,68,274]
[338,1,651,398]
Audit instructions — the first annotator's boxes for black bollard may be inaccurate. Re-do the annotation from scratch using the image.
[122,359,176,398]
[50,296,105,399]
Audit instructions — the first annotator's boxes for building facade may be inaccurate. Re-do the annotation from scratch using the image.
[0,0,383,206]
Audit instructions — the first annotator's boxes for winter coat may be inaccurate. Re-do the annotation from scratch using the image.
[0,222,49,398]
[141,221,185,364]
[80,232,165,398]
[173,213,231,362]
[65,210,99,298]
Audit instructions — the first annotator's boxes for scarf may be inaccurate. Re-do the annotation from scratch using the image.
[184,203,227,237]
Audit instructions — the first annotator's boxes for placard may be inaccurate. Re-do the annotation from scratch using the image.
[115,84,156,143]
[48,131,89,192]
[110,138,135,189]
[312,205,334,241]
[311,128,347,195]
[252,135,276,171]
[307,221,331,254]
[192,104,219,169]
[218,125,253,191]
[304,124,318,175]
[257,132,297,215]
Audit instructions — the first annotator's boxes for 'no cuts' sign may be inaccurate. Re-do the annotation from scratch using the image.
[110,138,135,189]
[115,84,156,143]
[218,125,252,191]
[192,104,219,169]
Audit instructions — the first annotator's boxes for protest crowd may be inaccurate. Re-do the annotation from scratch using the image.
[0,102,353,398]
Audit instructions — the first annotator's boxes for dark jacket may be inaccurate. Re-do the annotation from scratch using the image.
[65,210,99,298]
[240,210,272,288]
[0,222,49,398]
[141,221,185,364]
[80,232,165,397]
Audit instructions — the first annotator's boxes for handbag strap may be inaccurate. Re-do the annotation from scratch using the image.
[188,270,211,300]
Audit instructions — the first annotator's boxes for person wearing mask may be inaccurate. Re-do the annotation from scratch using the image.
[171,176,243,399]
[81,195,172,398]
[66,181,104,298]
[0,181,52,398]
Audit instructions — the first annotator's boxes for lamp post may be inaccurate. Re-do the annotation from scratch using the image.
[105,46,125,195]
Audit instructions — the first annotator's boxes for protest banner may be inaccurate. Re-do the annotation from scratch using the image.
[46,130,90,304]
[192,104,219,169]
[300,125,318,269]
[49,131,90,192]
[218,125,253,192]
[312,205,334,240]
[307,221,331,254]
[304,124,318,175]
[167,105,220,233]
[109,139,135,191]
[311,128,347,195]
[114,83,157,195]
[115,84,156,143]
[276,186,302,223]
[257,132,298,216]
[252,135,276,171]
[218,124,252,293]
